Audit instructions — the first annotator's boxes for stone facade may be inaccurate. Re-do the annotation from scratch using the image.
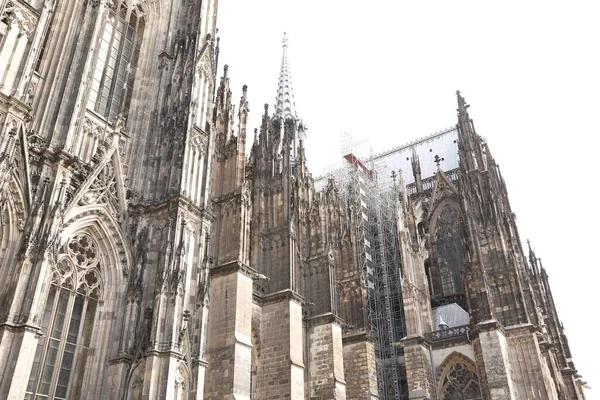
[396,93,586,399]
[0,1,585,399]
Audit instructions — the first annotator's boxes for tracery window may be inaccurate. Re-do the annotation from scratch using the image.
[439,361,482,400]
[432,206,465,297]
[87,2,144,121]
[25,234,102,400]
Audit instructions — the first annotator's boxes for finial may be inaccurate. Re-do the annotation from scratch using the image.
[242,84,248,93]
[438,315,449,330]
[264,103,269,115]
[434,155,445,167]
[223,64,229,77]
[282,32,288,48]
[538,257,546,273]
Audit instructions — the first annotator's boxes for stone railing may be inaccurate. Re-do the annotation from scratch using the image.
[425,324,470,341]
[406,168,460,195]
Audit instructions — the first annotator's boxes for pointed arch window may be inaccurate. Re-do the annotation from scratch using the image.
[25,234,102,400]
[439,360,482,400]
[431,205,465,298]
[87,2,144,121]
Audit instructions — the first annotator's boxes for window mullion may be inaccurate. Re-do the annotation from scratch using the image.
[65,295,89,399]
[96,8,119,114]
[107,5,131,118]
[31,285,61,395]
[48,290,76,400]
[120,9,139,116]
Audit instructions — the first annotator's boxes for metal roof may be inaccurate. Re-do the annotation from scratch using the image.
[370,128,459,185]
[432,303,470,330]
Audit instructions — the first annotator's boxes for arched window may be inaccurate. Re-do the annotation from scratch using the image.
[439,360,482,400]
[87,1,145,121]
[25,234,102,400]
[432,206,465,298]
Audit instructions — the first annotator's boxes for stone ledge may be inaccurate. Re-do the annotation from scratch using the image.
[256,289,306,306]
[504,322,537,335]
[305,312,343,327]
[210,260,255,278]
[342,331,372,345]
[145,349,185,360]
[397,334,430,349]
[470,319,504,337]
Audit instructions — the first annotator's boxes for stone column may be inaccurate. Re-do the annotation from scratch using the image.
[307,314,346,399]
[255,291,305,400]
[342,332,379,400]
[400,335,434,400]
[204,262,253,399]
[0,327,39,399]
[107,358,130,399]
[472,321,518,400]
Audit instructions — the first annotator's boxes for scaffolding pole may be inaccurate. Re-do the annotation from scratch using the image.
[336,131,407,399]
[372,159,406,399]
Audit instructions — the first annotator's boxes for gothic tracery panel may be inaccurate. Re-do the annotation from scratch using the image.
[79,163,118,210]
[438,356,482,400]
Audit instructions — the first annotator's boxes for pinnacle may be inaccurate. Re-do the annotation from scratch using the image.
[275,32,298,121]
[456,89,471,116]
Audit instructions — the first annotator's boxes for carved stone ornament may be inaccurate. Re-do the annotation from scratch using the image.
[52,234,102,298]
[2,2,38,37]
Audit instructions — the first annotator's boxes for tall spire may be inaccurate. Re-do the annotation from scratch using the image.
[275,32,297,121]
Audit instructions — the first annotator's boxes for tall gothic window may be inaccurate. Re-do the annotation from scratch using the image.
[25,234,102,400]
[87,2,144,121]
[432,206,465,298]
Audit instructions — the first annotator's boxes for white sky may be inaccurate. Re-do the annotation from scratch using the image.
[216,1,599,394]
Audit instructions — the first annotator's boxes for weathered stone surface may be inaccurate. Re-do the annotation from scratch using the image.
[0,2,585,399]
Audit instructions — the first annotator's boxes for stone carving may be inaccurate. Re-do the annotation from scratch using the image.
[52,234,102,298]
[79,163,117,207]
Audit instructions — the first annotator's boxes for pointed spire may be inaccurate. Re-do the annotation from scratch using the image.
[275,32,298,121]
[238,84,249,140]
[456,90,471,124]
[527,239,540,275]
[456,90,483,172]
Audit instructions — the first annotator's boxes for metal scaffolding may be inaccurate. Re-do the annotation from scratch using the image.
[327,132,407,400]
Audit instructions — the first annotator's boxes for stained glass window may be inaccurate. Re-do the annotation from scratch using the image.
[432,206,465,297]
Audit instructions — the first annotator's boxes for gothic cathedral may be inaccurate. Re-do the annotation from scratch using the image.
[0,0,585,399]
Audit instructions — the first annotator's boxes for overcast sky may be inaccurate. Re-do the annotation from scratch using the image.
[216,1,598,394]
